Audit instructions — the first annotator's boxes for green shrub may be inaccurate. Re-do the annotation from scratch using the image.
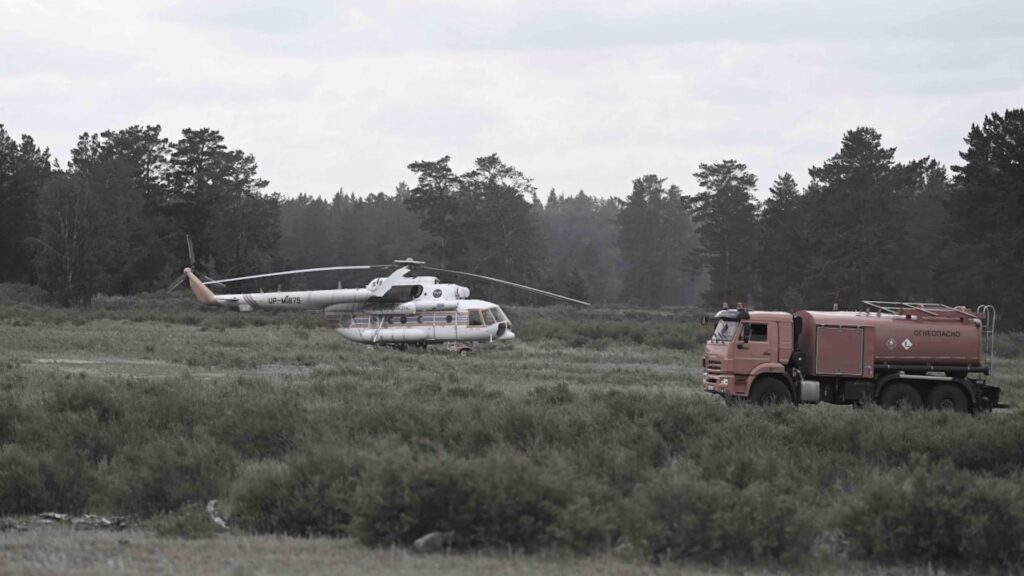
[0,445,94,514]
[351,447,572,550]
[840,458,1024,567]
[0,283,47,305]
[209,382,303,459]
[89,294,140,310]
[0,396,17,444]
[993,332,1024,358]
[50,378,124,424]
[102,436,235,515]
[621,464,814,564]
[550,479,621,552]
[351,448,470,546]
[230,447,365,536]
[510,307,707,351]
[455,450,572,548]
[528,383,576,405]
[148,502,222,539]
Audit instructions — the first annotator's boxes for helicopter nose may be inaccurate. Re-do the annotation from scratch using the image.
[498,328,515,341]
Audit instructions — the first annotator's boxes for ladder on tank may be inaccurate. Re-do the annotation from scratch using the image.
[863,301,981,319]
[977,305,996,374]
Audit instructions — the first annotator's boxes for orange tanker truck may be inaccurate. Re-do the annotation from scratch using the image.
[702,301,1002,412]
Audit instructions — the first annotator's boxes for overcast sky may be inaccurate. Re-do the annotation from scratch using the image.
[2,0,1022,199]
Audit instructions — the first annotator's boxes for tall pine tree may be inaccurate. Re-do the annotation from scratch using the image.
[756,173,805,310]
[941,109,1024,326]
[687,161,759,307]
[801,128,904,308]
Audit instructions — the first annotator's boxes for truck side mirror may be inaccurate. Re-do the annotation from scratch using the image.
[741,324,751,343]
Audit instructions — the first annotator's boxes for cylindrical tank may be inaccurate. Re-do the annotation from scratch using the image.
[795,310,983,368]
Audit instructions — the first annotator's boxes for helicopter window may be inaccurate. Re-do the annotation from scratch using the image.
[492,307,509,323]
[433,288,442,298]
[400,316,407,325]
[469,310,484,326]
[416,315,423,324]
[483,309,497,325]
[446,315,453,323]
[387,316,395,324]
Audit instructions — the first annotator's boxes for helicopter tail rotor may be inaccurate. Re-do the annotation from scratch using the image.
[166,234,198,293]
[166,234,226,293]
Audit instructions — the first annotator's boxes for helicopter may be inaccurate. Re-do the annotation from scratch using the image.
[171,240,589,352]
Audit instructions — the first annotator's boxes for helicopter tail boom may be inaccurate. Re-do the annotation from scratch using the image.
[184,268,218,305]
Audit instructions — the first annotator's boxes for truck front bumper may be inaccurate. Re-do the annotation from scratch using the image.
[704,372,746,397]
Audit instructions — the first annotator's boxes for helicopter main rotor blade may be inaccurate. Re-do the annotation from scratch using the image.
[421,266,591,306]
[204,265,392,286]
[186,234,196,268]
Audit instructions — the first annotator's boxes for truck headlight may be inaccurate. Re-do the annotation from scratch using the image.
[721,377,729,387]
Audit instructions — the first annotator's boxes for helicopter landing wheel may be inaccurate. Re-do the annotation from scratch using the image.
[448,343,473,355]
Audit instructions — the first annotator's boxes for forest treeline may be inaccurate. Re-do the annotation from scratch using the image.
[1,109,1022,324]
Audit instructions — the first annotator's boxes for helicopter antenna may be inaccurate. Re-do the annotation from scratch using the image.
[421,266,590,306]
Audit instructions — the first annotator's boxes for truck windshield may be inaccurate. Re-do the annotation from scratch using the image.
[711,319,739,342]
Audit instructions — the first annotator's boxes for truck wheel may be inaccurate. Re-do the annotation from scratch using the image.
[749,378,792,406]
[926,384,970,413]
[879,383,923,410]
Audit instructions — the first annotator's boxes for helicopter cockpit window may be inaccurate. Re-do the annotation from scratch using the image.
[469,310,484,326]
[492,307,509,323]
[483,309,497,325]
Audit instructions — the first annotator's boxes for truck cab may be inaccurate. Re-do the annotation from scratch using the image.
[703,308,794,402]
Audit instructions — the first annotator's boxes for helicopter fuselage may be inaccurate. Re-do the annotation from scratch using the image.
[186,267,515,346]
[327,299,514,345]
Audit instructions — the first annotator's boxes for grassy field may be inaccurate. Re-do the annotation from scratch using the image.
[1,294,1023,574]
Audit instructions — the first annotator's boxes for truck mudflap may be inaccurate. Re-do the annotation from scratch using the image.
[979,385,1003,410]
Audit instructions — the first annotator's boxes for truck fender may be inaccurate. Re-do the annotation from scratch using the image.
[750,363,794,395]
[874,372,902,397]
[875,373,976,408]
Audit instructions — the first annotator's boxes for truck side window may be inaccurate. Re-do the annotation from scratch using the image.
[749,323,768,342]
